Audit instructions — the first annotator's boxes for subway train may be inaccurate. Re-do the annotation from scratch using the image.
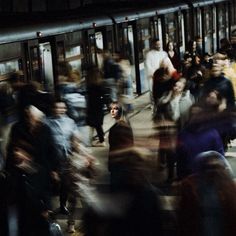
[0,0,235,95]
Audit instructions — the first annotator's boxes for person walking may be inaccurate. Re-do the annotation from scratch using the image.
[45,100,79,215]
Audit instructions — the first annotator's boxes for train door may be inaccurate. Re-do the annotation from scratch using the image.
[137,18,152,94]
[26,39,56,91]
[117,22,139,94]
[164,13,177,48]
[202,6,214,54]
[26,40,41,84]
[164,11,185,58]
[178,11,186,57]
[212,6,217,53]
[150,17,163,42]
[38,41,54,91]
[216,2,229,50]
[83,28,103,68]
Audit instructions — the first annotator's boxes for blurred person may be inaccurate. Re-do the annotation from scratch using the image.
[102,50,121,104]
[196,89,236,151]
[45,100,79,215]
[86,66,106,147]
[117,54,134,113]
[201,62,235,109]
[80,146,163,236]
[195,36,203,57]
[157,78,194,130]
[108,102,134,191]
[155,78,194,182]
[185,40,198,58]
[186,55,205,100]
[175,105,225,179]
[202,53,213,70]
[177,151,236,236]
[145,38,169,107]
[166,41,181,72]
[215,54,236,100]
[219,37,234,59]
[181,52,192,78]
[63,135,96,233]
[152,65,179,119]
[0,81,17,160]
[5,105,59,236]
[17,82,54,117]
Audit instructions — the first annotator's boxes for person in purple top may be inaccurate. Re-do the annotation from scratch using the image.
[176,105,225,179]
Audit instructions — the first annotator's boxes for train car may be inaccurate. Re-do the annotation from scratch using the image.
[0,0,234,96]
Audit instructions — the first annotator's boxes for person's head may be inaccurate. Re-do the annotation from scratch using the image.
[151,38,162,51]
[57,61,71,76]
[53,100,67,117]
[167,41,174,51]
[203,53,211,62]
[69,69,81,83]
[192,55,201,65]
[205,90,222,107]
[172,78,187,94]
[188,40,197,53]
[194,151,233,176]
[211,63,223,77]
[220,38,231,50]
[110,101,123,120]
[86,65,103,86]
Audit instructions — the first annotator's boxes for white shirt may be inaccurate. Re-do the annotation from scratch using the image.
[145,49,168,79]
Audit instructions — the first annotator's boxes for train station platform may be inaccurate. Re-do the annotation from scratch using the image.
[53,92,236,235]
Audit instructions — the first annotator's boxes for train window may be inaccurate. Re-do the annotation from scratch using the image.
[196,8,202,38]
[204,6,213,54]
[218,4,227,40]
[150,19,160,40]
[117,24,134,65]
[39,42,54,91]
[57,41,65,62]
[178,12,185,56]
[95,32,104,69]
[65,46,83,72]
[138,19,150,61]
[29,46,41,82]
[165,13,177,46]
[106,29,113,52]
[0,59,20,80]
[88,34,97,66]
[231,1,236,26]
[184,10,192,44]
[95,32,104,50]
[0,43,21,61]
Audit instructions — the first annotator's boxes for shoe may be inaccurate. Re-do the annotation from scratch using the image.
[92,140,106,147]
[67,224,76,233]
[59,206,70,215]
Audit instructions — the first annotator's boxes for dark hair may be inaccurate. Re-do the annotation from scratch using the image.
[57,61,72,77]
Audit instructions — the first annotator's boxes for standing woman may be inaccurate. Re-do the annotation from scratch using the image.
[166,41,181,72]
[108,102,134,191]
[86,66,106,147]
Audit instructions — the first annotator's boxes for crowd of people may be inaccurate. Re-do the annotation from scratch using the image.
[0,36,235,235]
